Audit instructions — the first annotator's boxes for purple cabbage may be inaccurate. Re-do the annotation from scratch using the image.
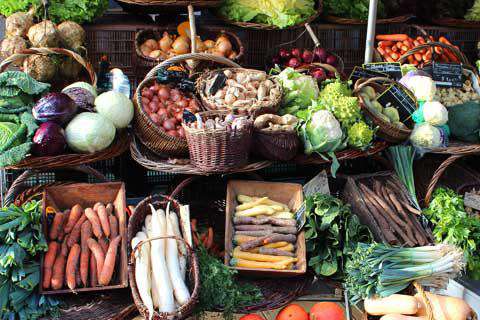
[33,93,78,125]
[32,122,66,156]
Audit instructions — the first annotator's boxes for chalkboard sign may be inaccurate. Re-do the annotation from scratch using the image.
[431,62,463,88]
[349,66,389,83]
[377,84,417,120]
[363,62,403,79]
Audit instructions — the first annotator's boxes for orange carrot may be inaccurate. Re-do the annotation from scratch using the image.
[376,34,409,42]
[395,42,403,49]
[93,202,104,212]
[413,40,420,47]
[65,204,83,234]
[67,214,88,247]
[444,49,460,63]
[42,241,59,289]
[412,60,419,66]
[407,55,415,64]
[99,235,121,286]
[66,244,81,290]
[417,37,426,44]
[49,211,64,241]
[90,252,98,287]
[51,240,68,290]
[85,208,103,239]
[385,47,392,53]
[58,209,70,241]
[106,203,114,215]
[377,47,386,56]
[96,204,110,238]
[385,55,395,63]
[378,40,394,48]
[401,45,409,52]
[414,53,423,62]
[439,36,453,46]
[109,215,118,239]
[392,45,398,52]
[80,221,92,287]
[98,237,109,254]
[87,238,105,280]
[434,46,443,55]
[390,52,399,61]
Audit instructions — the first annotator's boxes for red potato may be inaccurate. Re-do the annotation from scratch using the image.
[64,204,83,234]
[85,208,103,239]
[97,204,110,238]
[109,215,118,239]
[51,240,68,290]
[90,252,98,287]
[99,235,121,286]
[66,244,81,290]
[49,211,64,240]
[87,238,105,280]
[42,241,59,289]
[67,214,88,247]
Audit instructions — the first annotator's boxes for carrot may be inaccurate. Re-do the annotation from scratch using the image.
[65,204,83,234]
[93,202,104,212]
[416,37,426,44]
[66,244,81,290]
[51,240,68,290]
[99,235,121,286]
[444,49,460,63]
[191,219,197,232]
[413,40,420,47]
[96,204,110,238]
[390,52,399,61]
[439,36,453,46]
[385,47,392,53]
[87,238,105,280]
[401,45,409,52]
[378,40,394,48]
[407,55,415,64]
[414,53,422,62]
[67,214,88,247]
[434,46,443,55]
[402,40,412,47]
[376,34,408,42]
[412,60,419,66]
[57,209,70,241]
[42,241,59,289]
[49,211,64,240]
[80,221,92,287]
[85,208,103,239]
[90,252,98,287]
[98,237,109,253]
[377,47,386,56]
[429,35,435,42]
[106,203,114,215]
[76,264,82,287]
[440,54,450,63]
[385,55,395,63]
[392,45,398,52]
[109,215,118,239]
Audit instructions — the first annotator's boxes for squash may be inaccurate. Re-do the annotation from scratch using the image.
[365,294,419,316]
[415,292,472,320]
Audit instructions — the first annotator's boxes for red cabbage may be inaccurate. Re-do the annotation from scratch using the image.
[32,121,66,156]
[32,92,78,125]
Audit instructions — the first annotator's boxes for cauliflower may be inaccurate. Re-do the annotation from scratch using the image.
[410,123,445,148]
[347,121,374,149]
[422,101,448,126]
[400,73,436,102]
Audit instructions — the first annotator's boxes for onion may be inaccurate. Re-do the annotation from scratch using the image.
[195,36,206,52]
[142,88,153,99]
[158,108,168,116]
[144,39,158,50]
[141,97,150,106]
[215,35,232,55]
[150,113,161,124]
[149,102,159,113]
[163,119,176,131]
[204,40,215,49]
[167,130,178,137]
[176,99,188,108]
[159,32,173,52]
[171,36,190,54]
[175,112,183,122]
[158,87,170,100]
[177,127,185,138]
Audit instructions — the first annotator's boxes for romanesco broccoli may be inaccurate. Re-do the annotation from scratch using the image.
[318,79,361,127]
[347,121,374,149]
[319,79,352,106]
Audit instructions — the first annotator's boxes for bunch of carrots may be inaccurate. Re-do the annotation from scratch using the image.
[191,219,223,257]
[376,34,460,66]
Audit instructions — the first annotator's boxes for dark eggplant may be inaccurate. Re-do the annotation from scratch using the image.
[32,121,66,156]
[32,92,78,125]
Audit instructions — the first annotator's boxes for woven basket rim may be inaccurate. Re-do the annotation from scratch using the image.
[116,0,221,6]
[431,17,480,28]
[323,14,414,25]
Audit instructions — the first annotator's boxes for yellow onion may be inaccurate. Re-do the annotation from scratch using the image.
[215,35,232,55]
[171,36,190,54]
[159,32,173,52]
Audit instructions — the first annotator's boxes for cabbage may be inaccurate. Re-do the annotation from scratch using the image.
[278,68,320,115]
[94,91,133,129]
[422,101,448,126]
[63,81,97,98]
[299,110,344,154]
[0,122,22,149]
[399,72,436,102]
[65,112,115,153]
[410,123,446,148]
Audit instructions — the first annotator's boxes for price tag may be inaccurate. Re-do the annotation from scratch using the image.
[464,192,480,211]
[377,84,417,119]
[349,66,389,83]
[363,62,403,79]
[431,62,463,88]
[296,171,330,231]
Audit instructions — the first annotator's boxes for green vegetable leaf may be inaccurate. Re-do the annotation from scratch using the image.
[0,72,50,96]
[0,142,32,168]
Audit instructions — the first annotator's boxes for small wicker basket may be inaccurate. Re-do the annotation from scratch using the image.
[353,77,414,143]
[183,111,253,173]
[128,194,200,320]
[253,130,300,161]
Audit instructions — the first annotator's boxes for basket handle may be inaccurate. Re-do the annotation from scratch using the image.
[0,47,97,86]
[305,23,321,47]
[3,165,106,206]
[413,281,434,320]
[352,76,394,93]
[297,62,341,78]
[398,41,471,67]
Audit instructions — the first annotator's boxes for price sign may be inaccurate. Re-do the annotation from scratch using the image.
[377,84,417,119]
[349,66,389,83]
[296,171,330,231]
[363,62,403,79]
[431,62,463,88]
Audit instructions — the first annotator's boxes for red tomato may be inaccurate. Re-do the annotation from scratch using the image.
[239,315,265,320]
[309,302,345,320]
[276,304,309,320]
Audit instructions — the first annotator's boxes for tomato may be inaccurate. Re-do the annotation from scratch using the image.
[276,304,309,320]
[239,314,265,320]
[309,302,345,320]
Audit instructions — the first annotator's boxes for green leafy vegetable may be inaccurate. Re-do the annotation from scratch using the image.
[195,247,262,320]
[277,68,320,116]
[0,72,50,97]
[424,187,480,280]
[0,201,59,319]
[324,0,386,20]
[219,0,316,29]
[305,193,372,278]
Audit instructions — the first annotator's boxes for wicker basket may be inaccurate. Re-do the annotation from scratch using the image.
[183,111,253,173]
[197,68,283,116]
[0,47,97,90]
[217,0,322,30]
[133,53,240,156]
[323,14,413,25]
[128,194,200,320]
[353,77,415,143]
[253,130,300,161]
[431,18,480,29]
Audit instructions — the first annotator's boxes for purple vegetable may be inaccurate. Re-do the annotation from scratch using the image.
[62,87,95,112]
[33,93,78,125]
[326,55,337,66]
[313,47,327,63]
[32,122,66,156]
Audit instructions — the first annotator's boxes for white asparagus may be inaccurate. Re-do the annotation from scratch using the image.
[132,232,154,320]
[149,205,175,313]
[179,205,192,247]
[167,204,187,281]
[166,210,191,306]
[144,213,159,308]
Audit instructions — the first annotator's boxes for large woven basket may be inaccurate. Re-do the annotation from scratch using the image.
[353,77,415,143]
[128,194,200,320]
[133,53,240,156]
[431,18,480,29]
[324,14,413,25]
[253,130,300,162]
[217,0,322,30]
[183,111,253,173]
[197,68,283,116]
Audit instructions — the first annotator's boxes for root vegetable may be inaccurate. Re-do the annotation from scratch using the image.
[93,202,104,211]
[67,214,88,247]
[167,206,187,280]
[66,244,81,290]
[233,216,296,227]
[98,237,109,254]
[97,204,111,238]
[99,235,121,286]
[159,32,173,52]
[233,247,296,263]
[240,233,296,251]
[43,241,59,289]
[57,21,85,50]
[236,205,276,217]
[65,204,83,233]
[144,39,159,51]
[51,240,68,290]
[85,208,103,239]
[231,258,292,270]
[234,234,258,244]
[415,292,472,320]
[132,233,154,320]
[0,36,28,63]
[87,238,105,280]
[172,36,190,54]
[49,211,65,240]
[6,11,33,37]
[258,248,295,257]
[27,20,59,47]
[236,197,269,211]
[80,220,92,286]
[89,252,98,287]
[235,224,297,235]
[365,294,419,316]
[58,209,70,241]
[109,215,118,239]
[380,315,425,320]
[235,230,273,237]
[215,35,232,55]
